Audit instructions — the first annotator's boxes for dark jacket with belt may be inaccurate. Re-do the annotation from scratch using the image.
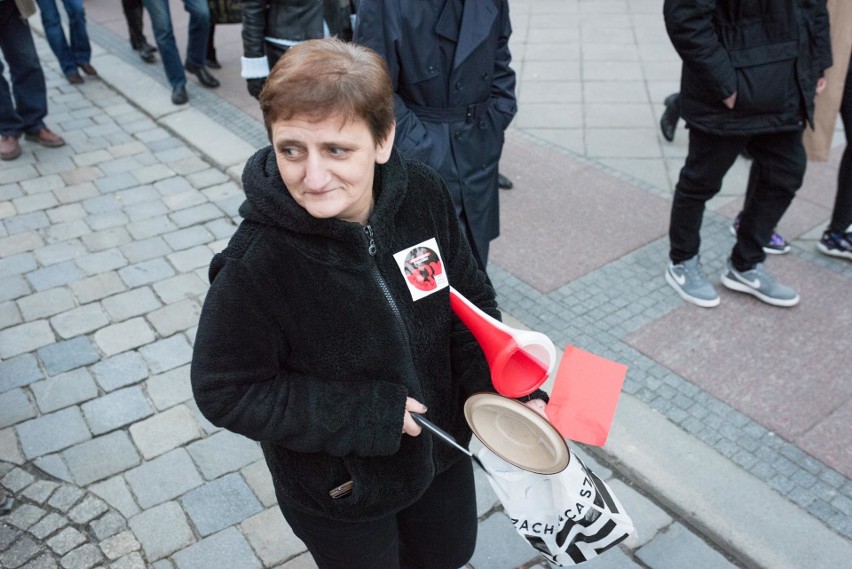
[354,0,517,265]
[664,0,831,136]
[190,147,496,521]
[242,0,353,65]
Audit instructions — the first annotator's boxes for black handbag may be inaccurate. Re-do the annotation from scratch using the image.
[209,0,244,25]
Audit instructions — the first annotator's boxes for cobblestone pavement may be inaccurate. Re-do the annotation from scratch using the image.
[2,1,852,568]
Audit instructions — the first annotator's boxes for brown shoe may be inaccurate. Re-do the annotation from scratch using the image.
[66,72,84,84]
[0,134,22,160]
[79,63,98,76]
[24,128,65,148]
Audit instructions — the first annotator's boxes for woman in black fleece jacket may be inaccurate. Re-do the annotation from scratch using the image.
[190,39,545,568]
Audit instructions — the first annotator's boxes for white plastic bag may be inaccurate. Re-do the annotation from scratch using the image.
[478,446,635,566]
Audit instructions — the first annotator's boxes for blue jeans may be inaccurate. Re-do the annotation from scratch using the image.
[141,0,210,88]
[0,1,48,136]
[34,0,91,77]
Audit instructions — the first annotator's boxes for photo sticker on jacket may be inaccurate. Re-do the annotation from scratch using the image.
[393,238,449,300]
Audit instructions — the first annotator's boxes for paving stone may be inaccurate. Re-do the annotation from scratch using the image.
[241,460,277,508]
[20,173,64,194]
[94,172,139,194]
[69,272,126,304]
[17,288,77,321]
[46,204,87,224]
[33,241,87,268]
[204,218,237,241]
[153,177,193,197]
[0,522,21,551]
[85,212,129,232]
[0,231,44,257]
[68,495,109,524]
[2,466,35,492]
[38,337,100,376]
[74,249,128,276]
[90,351,149,392]
[0,353,43,392]
[187,430,262,481]
[117,258,175,288]
[80,228,132,253]
[125,200,168,223]
[146,299,200,337]
[181,472,263,536]
[21,480,60,504]
[93,318,156,357]
[5,503,46,530]
[0,320,55,358]
[48,527,87,555]
[30,368,98,413]
[13,192,58,214]
[166,246,213,273]
[119,237,171,264]
[138,334,192,374]
[99,531,139,561]
[635,523,739,569]
[90,511,127,541]
[199,181,241,203]
[45,220,90,244]
[172,526,261,569]
[63,431,141,486]
[110,551,146,569]
[17,407,91,460]
[101,288,162,322]
[59,543,103,569]
[50,304,110,339]
[6,212,50,235]
[213,196,241,217]
[161,190,207,213]
[151,273,207,304]
[240,507,306,566]
[32,455,73,483]
[132,165,175,185]
[162,226,214,253]
[129,404,201,459]
[0,426,25,464]
[126,216,177,240]
[81,387,153,436]
[0,300,23,329]
[124,449,203,509]
[114,185,159,206]
[0,534,39,568]
[128,501,194,561]
[0,251,38,275]
[605,479,672,548]
[0,387,37,428]
[30,512,71,540]
[169,204,223,228]
[88,476,140,519]
[0,275,32,302]
[469,512,538,569]
[145,365,192,410]
[54,183,98,204]
[26,261,84,292]
[21,551,60,569]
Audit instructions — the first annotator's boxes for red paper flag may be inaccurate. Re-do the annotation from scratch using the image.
[545,345,627,446]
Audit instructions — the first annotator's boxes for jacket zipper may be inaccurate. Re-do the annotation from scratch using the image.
[363,225,421,394]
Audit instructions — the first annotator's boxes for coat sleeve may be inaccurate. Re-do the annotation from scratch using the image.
[663,0,737,101]
[354,0,440,165]
[811,0,833,75]
[191,258,408,457]
[241,0,267,60]
[490,1,518,131]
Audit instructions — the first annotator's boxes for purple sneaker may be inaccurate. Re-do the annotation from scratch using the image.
[730,214,791,255]
[817,230,852,260]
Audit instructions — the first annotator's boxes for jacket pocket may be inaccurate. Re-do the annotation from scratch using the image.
[730,41,799,115]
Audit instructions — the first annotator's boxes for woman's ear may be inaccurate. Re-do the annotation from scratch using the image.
[376,122,396,164]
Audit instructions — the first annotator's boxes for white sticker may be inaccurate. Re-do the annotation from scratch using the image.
[393,237,449,301]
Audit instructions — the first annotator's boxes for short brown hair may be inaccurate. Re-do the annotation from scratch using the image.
[260,38,395,145]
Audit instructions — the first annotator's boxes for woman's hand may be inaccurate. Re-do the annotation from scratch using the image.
[523,398,548,418]
[402,397,428,436]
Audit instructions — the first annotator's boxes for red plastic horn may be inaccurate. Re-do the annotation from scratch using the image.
[449,287,555,398]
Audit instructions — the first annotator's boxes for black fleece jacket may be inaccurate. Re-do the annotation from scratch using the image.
[191,147,497,521]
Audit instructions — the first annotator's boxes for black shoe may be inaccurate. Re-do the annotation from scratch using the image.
[171,84,188,105]
[660,93,679,142]
[138,41,156,63]
[498,173,513,190]
[206,57,221,69]
[184,61,220,88]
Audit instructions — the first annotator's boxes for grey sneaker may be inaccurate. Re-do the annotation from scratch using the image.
[720,260,799,307]
[666,256,720,307]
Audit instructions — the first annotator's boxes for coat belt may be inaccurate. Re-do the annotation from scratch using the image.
[408,100,490,123]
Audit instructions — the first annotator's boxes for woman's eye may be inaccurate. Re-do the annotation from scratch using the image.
[328,147,348,157]
[279,147,299,158]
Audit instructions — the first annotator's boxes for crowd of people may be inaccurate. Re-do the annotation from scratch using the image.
[2,1,851,566]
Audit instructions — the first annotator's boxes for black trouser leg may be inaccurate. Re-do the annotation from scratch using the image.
[122,0,145,50]
[831,54,852,233]
[206,22,216,62]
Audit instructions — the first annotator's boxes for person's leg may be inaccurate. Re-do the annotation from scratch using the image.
[830,58,852,233]
[0,10,47,136]
[141,0,186,88]
[33,0,77,77]
[278,502,401,569]
[183,0,211,68]
[60,0,92,67]
[122,0,145,49]
[730,130,805,270]
[736,160,790,254]
[669,128,744,263]
[206,22,220,67]
[397,458,478,569]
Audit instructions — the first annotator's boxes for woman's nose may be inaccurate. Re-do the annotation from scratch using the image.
[304,155,331,190]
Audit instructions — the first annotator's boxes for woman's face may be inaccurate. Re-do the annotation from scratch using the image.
[271,114,394,225]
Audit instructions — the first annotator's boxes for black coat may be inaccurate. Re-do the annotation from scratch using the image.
[664,0,831,136]
[191,147,496,521]
[354,0,517,264]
